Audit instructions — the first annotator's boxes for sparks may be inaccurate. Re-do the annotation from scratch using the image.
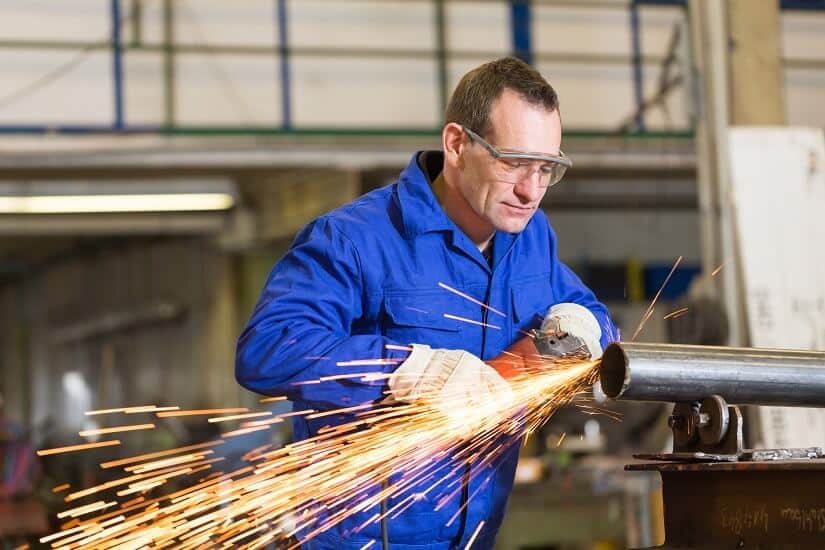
[631,255,682,341]
[438,282,507,318]
[663,306,689,320]
[41,357,600,548]
[443,313,501,330]
[37,439,121,456]
[79,423,156,437]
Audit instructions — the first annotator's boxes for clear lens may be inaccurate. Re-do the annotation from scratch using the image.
[491,157,568,188]
[463,126,571,188]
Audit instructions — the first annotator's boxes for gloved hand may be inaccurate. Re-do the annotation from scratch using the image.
[388,344,514,434]
[535,302,603,359]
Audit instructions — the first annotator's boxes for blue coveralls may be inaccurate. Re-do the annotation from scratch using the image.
[236,151,616,549]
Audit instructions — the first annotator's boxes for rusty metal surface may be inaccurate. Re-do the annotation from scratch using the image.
[629,463,825,548]
[628,459,825,472]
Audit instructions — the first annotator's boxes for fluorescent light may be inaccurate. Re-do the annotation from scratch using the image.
[0,178,238,214]
[0,193,235,214]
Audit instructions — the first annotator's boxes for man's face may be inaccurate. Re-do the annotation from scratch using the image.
[456,89,562,235]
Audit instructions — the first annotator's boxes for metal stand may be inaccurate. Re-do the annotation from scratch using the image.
[631,396,825,549]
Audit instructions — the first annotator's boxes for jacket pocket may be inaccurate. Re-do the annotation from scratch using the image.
[382,292,463,348]
[511,273,555,331]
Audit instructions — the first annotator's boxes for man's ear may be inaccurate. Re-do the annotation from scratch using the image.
[442,122,466,170]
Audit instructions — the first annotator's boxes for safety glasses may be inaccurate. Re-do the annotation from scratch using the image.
[463,126,572,188]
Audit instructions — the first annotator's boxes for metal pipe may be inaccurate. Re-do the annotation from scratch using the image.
[599,342,825,407]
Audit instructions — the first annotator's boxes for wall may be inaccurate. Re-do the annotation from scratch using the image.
[1,1,822,132]
[0,237,265,437]
[0,0,825,129]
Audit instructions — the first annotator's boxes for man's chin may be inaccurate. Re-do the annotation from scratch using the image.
[494,217,532,235]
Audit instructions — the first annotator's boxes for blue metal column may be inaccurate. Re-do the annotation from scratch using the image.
[111,0,125,130]
[510,1,533,65]
[276,0,292,129]
[630,0,645,131]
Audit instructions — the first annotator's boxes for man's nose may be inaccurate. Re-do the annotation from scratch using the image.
[513,172,546,202]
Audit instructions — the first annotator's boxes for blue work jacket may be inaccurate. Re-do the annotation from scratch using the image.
[236,151,616,549]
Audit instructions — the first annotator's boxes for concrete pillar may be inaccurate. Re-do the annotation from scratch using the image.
[727,0,786,125]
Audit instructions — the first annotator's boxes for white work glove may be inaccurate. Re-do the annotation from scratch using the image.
[388,344,514,435]
[538,303,603,359]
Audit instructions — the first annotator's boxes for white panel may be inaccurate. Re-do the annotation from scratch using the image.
[534,5,682,57]
[122,0,164,45]
[534,6,631,56]
[536,62,634,129]
[728,128,825,448]
[289,0,433,50]
[0,51,113,125]
[781,12,825,60]
[174,0,276,47]
[641,63,691,130]
[175,54,280,125]
[292,58,439,127]
[446,2,510,54]
[785,68,825,128]
[637,6,686,57]
[447,56,498,98]
[124,52,164,126]
[729,128,825,349]
[0,0,108,41]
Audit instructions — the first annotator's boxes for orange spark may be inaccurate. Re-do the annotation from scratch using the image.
[663,306,689,320]
[259,396,287,403]
[464,520,486,549]
[79,423,155,437]
[443,313,501,330]
[100,440,224,469]
[336,359,401,367]
[438,282,506,317]
[208,412,272,423]
[157,408,248,417]
[37,439,121,456]
[632,255,682,341]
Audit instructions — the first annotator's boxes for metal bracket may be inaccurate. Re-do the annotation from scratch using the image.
[634,394,745,462]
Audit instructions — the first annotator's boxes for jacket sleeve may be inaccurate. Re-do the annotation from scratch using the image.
[235,218,408,410]
[547,224,620,349]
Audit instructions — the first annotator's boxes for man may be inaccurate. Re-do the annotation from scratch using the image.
[236,57,616,549]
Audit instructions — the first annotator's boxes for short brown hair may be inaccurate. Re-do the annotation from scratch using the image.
[445,57,559,137]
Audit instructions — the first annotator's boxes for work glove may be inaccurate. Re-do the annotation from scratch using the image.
[388,344,514,434]
[535,302,603,359]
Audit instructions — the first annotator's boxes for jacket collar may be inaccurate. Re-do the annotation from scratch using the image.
[395,151,520,270]
[395,151,455,237]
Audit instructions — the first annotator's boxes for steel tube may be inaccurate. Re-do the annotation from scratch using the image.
[599,342,825,406]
